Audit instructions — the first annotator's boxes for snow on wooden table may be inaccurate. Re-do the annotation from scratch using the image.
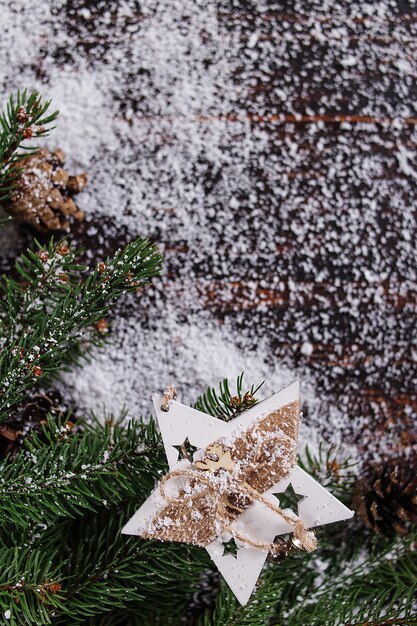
[0,0,416,463]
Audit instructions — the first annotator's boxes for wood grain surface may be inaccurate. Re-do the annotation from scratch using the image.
[0,0,416,459]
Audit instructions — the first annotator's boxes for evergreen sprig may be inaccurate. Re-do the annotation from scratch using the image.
[0,90,58,201]
[0,415,165,530]
[200,523,417,626]
[0,237,163,421]
[0,546,66,624]
[194,372,264,421]
[56,513,209,624]
[199,568,282,626]
[0,414,209,625]
[285,536,417,626]
[299,442,358,503]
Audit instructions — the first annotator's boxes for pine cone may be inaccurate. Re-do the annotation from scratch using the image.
[0,391,73,460]
[354,452,417,536]
[4,148,87,232]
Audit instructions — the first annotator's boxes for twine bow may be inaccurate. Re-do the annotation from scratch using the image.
[159,461,317,555]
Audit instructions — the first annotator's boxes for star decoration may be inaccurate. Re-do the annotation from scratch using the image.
[173,437,198,462]
[122,382,354,606]
[222,537,239,558]
[273,483,305,512]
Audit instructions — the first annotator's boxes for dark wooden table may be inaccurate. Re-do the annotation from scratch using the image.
[1,0,416,461]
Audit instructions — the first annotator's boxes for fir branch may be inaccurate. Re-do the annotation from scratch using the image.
[298,442,358,504]
[0,215,12,229]
[0,414,165,529]
[198,551,315,626]
[286,536,417,626]
[0,90,58,201]
[0,547,66,626]
[57,514,209,623]
[194,373,264,421]
[0,237,162,421]
[199,536,417,626]
[0,508,210,625]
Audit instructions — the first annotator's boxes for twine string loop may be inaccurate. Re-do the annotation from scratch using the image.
[160,385,177,412]
[159,467,317,555]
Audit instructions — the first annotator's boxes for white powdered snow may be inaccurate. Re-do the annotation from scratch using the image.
[0,0,416,464]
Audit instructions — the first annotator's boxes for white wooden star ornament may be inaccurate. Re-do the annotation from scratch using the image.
[122,382,354,605]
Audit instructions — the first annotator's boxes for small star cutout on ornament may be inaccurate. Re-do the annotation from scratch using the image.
[273,483,305,513]
[222,537,239,558]
[173,437,198,462]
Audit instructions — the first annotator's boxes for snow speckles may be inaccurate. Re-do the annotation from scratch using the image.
[0,0,416,464]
